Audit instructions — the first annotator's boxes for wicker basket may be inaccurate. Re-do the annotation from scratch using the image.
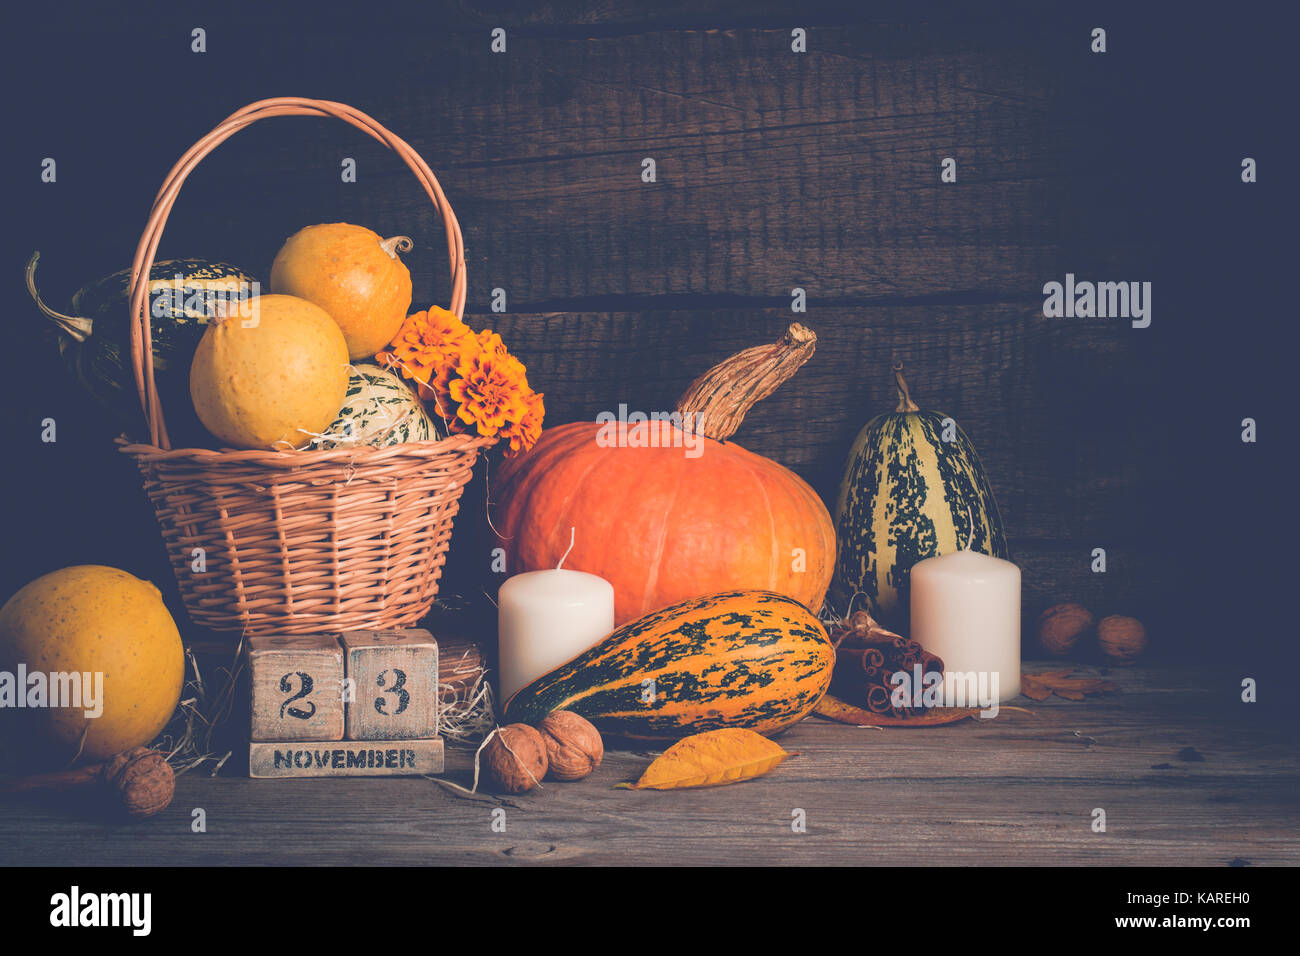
[118,97,492,636]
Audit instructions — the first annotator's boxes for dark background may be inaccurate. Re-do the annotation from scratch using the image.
[1,2,1292,673]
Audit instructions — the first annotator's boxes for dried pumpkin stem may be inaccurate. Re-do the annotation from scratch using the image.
[893,363,920,413]
[674,323,817,442]
[379,235,414,258]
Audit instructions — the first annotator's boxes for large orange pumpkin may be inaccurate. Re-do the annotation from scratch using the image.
[493,324,835,626]
[270,222,413,360]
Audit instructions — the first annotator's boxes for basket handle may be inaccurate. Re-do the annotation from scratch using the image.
[127,97,466,450]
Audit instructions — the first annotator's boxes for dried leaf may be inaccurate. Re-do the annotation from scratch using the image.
[1021,671,1117,702]
[616,729,794,791]
[814,694,980,726]
[814,695,881,725]
[1020,675,1053,701]
[1051,678,1117,692]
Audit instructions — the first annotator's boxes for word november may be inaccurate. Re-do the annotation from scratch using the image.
[247,738,446,778]
[274,746,422,770]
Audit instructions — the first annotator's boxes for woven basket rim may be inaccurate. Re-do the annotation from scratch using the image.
[116,432,496,466]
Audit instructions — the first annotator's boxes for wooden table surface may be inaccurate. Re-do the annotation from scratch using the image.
[5,664,1296,866]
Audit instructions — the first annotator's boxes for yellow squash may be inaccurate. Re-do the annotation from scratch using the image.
[189,293,349,450]
[0,566,184,761]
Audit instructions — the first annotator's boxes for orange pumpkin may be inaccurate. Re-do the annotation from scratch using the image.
[493,324,835,626]
[269,222,413,360]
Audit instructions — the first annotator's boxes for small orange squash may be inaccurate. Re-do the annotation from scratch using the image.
[493,325,835,625]
[269,222,413,360]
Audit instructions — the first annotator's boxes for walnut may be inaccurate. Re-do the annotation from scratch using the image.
[99,747,174,819]
[1097,615,1147,664]
[482,724,548,793]
[1037,602,1095,656]
[538,711,604,781]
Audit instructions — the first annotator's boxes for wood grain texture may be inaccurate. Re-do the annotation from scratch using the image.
[119,24,1110,309]
[15,11,1141,311]
[246,635,345,742]
[340,630,440,741]
[475,306,1176,542]
[2,666,1294,866]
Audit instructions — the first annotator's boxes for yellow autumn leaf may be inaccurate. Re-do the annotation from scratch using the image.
[617,728,795,791]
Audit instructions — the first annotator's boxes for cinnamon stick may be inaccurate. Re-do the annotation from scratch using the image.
[866,635,910,654]
[866,683,893,714]
[837,647,867,670]
[829,608,953,719]
[838,646,885,675]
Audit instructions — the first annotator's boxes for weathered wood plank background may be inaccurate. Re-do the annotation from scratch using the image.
[3,4,1293,675]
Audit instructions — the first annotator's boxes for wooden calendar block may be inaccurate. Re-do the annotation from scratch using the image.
[249,738,444,778]
[246,635,345,742]
[340,629,439,740]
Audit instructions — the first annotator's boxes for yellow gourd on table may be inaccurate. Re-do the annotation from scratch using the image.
[0,566,184,762]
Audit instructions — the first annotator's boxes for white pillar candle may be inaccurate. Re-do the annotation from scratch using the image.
[497,568,615,704]
[909,549,1021,702]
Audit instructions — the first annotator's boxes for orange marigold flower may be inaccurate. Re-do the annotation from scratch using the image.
[375,307,474,395]
[447,351,531,438]
[475,328,509,357]
[427,307,474,345]
[424,336,483,425]
[374,307,540,444]
[501,388,546,458]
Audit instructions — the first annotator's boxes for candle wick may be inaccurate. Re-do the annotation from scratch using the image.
[965,505,974,551]
[556,526,576,571]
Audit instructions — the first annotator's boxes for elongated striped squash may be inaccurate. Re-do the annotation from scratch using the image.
[831,367,1008,630]
[503,590,835,740]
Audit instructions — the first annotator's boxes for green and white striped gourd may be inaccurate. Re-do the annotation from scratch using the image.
[311,362,439,449]
[831,366,1008,630]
